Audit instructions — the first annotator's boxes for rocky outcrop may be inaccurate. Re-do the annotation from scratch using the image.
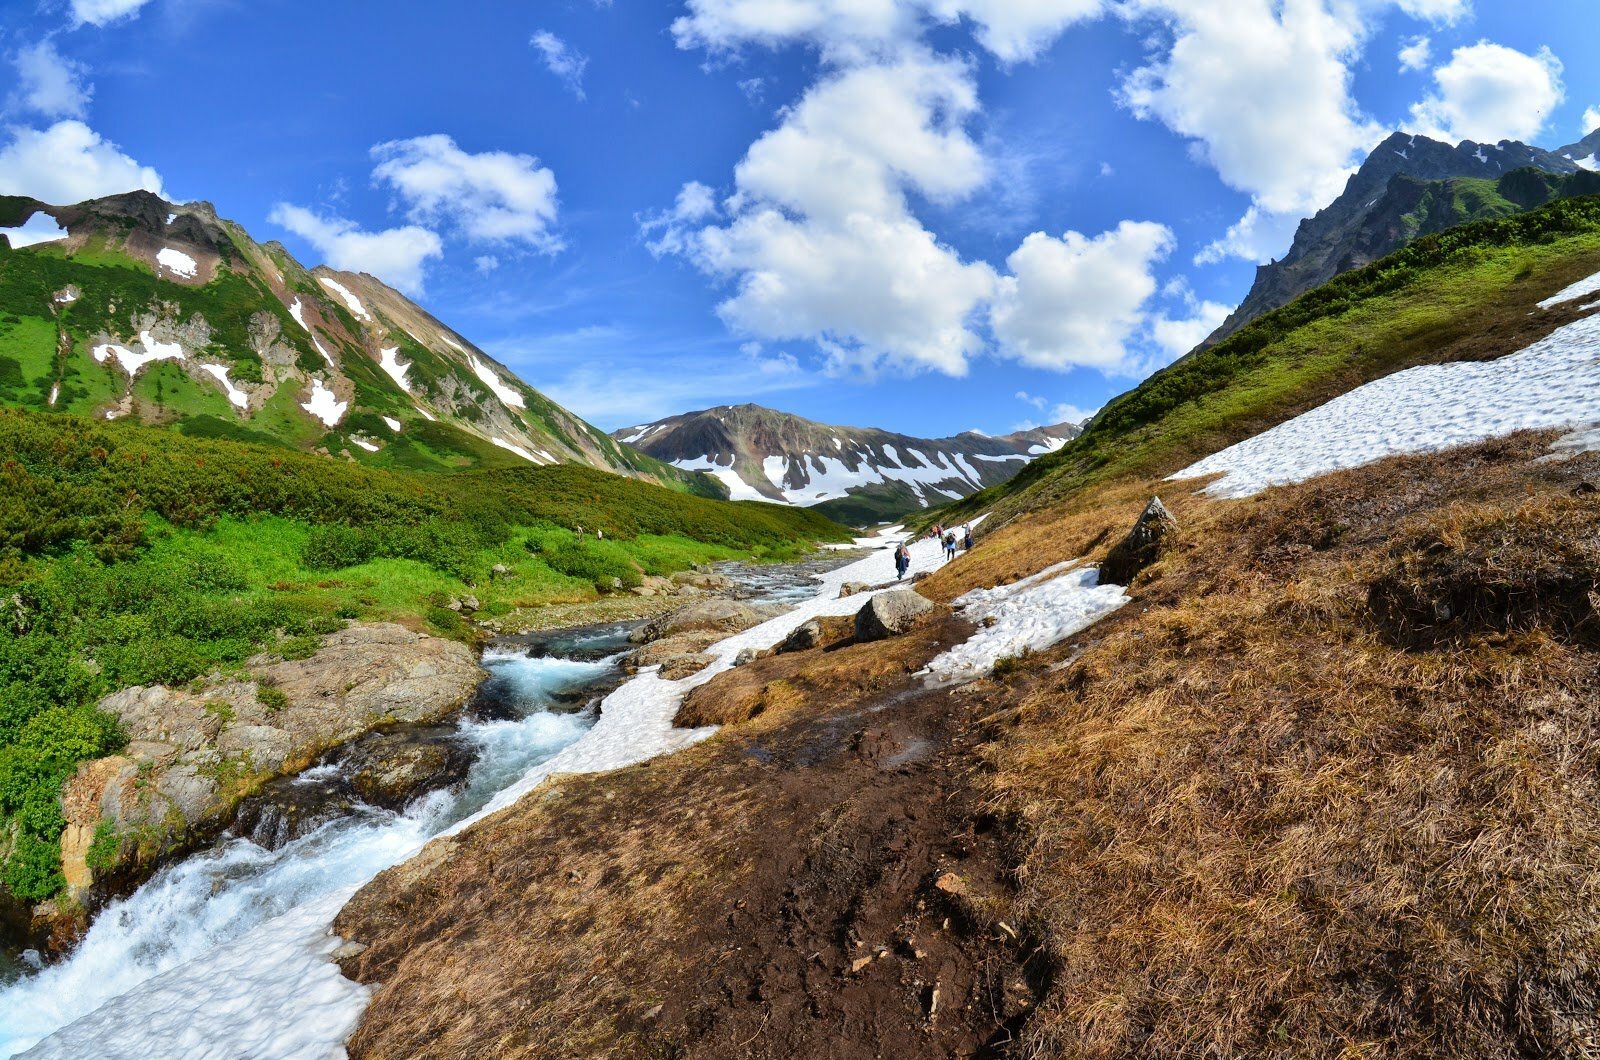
[1099,497,1178,586]
[58,623,483,900]
[630,600,786,645]
[628,632,725,670]
[659,654,717,680]
[778,620,823,654]
[854,591,936,642]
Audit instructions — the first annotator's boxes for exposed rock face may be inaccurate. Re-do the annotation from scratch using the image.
[59,623,484,899]
[1099,497,1178,587]
[855,591,936,642]
[659,654,717,680]
[778,620,823,654]
[631,600,786,645]
[627,632,725,670]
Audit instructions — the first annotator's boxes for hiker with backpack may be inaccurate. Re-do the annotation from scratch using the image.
[894,542,911,580]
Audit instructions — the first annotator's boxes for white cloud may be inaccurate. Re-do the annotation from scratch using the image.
[1194,203,1303,266]
[370,134,562,251]
[1398,35,1431,73]
[0,120,162,204]
[531,31,588,100]
[1118,0,1380,219]
[1015,391,1099,427]
[1585,106,1600,136]
[475,254,500,274]
[268,204,442,296]
[991,221,1174,373]
[9,42,92,120]
[1150,296,1230,358]
[1408,41,1564,144]
[1394,0,1470,22]
[683,54,998,376]
[69,0,154,26]
[641,180,719,257]
[671,0,1106,64]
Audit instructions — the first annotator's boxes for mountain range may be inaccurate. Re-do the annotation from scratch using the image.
[614,403,1080,523]
[0,191,708,492]
[1206,127,1600,345]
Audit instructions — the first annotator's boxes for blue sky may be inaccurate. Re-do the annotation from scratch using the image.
[3,0,1597,437]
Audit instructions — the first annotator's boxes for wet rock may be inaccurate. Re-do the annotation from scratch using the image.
[778,620,823,654]
[1099,496,1177,586]
[855,591,935,642]
[628,631,724,670]
[232,784,360,851]
[839,581,873,598]
[630,600,785,644]
[333,727,476,810]
[659,653,717,680]
[732,647,760,667]
[671,571,732,591]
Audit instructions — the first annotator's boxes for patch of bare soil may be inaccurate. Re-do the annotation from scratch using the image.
[335,615,1039,1059]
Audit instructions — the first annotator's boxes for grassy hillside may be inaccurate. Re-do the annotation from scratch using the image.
[945,193,1600,528]
[0,408,845,900]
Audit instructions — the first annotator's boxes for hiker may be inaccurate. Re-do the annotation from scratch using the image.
[962,524,973,551]
[943,529,958,563]
[894,542,911,580]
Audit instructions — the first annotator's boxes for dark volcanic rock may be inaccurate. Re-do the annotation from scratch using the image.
[1099,497,1178,586]
[332,727,476,811]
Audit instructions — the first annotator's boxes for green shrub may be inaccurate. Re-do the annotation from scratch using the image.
[256,685,289,713]
[85,819,120,873]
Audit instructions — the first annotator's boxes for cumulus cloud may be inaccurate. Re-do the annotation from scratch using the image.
[9,42,92,120]
[69,0,155,26]
[0,120,162,204]
[1408,41,1564,144]
[531,31,588,100]
[1585,106,1600,136]
[671,0,1106,64]
[268,204,442,296]
[990,221,1173,372]
[370,134,561,251]
[1398,35,1431,73]
[1150,296,1230,358]
[680,54,998,376]
[641,180,719,257]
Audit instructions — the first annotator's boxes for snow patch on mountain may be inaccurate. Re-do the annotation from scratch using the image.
[493,437,541,463]
[470,357,526,409]
[92,331,185,377]
[1170,309,1600,497]
[377,347,410,391]
[156,248,197,278]
[318,277,371,321]
[199,363,248,409]
[300,379,347,427]
[1538,269,1600,309]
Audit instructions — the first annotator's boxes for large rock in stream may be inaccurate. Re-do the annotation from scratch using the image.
[629,600,786,645]
[57,623,484,904]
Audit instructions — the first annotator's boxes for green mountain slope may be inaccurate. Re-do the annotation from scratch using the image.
[0,192,713,494]
[0,405,846,901]
[948,193,1600,527]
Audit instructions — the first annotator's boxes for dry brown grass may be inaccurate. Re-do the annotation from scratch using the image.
[985,433,1600,1058]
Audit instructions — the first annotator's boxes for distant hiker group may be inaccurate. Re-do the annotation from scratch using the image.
[894,522,974,579]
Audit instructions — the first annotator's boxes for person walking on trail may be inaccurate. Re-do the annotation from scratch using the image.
[894,542,911,580]
[962,524,973,551]
[943,530,958,563]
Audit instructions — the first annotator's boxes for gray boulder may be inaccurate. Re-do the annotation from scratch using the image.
[659,653,717,680]
[855,590,935,642]
[1099,496,1178,586]
[630,599,785,644]
[778,619,823,654]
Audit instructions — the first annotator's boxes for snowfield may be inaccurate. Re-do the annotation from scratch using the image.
[923,562,1129,684]
[1170,305,1600,498]
[1537,268,1600,309]
[382,416,402,432]
[377,347,410,391]
[670,457,769,502]
[318,277,371,321]
[199,364,248,409]
[92,331,185,377]
[492,437,541,463]
[156,248,198,278]
[300,379,347,427]
[470,357,526,409]
[288,298,308,330]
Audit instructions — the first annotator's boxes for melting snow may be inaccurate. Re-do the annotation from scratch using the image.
[1575,155,1599,173]
[1475,147,1489,164]
[53,288,78,304]
[92,331,185,377]
[492,437,541,463]
[756,447,986,506]
[199,364,248,409]
[973,453,1027,463]
[350,436,380,453]
[318,277,371,321]
[1027,436,1067,456]
[311,336,335,368]
[469,357,526,409]
[0,214,68,248]
[165,212,177,225]
[48,383,58,405]
[382,416,401,432]
[924,563,1129,684]
[1170,310,1600,497]
[288,299,308,331]
[414,405,436,422]
[156,248,197,278]
[1538,269,1600,309]
[300,379,347,427]
[377,347,410,391]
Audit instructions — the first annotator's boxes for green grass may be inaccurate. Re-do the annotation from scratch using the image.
[0,405,847,900]
[947,195,1600,524]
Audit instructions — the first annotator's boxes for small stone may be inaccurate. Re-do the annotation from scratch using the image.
[642,1004,664,1021]
[732,647,760,666]
[491,563,510,577]
[850,956,874,974]
[330,940,368,962]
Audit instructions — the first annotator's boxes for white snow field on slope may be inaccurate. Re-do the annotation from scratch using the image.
[198,363,248,409]
[155,247,197,278]
[318,277,371,321]
[492,437,542,463]
[300,379,347,427]
[20,528,948,1058]
[469,357,526,409]
[91,331,185,377]
[670,456,769,502]
[377,347,410,391]
[1171,300,1600,498]
[1538,267,1600,309]
[924,562,1129,684]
